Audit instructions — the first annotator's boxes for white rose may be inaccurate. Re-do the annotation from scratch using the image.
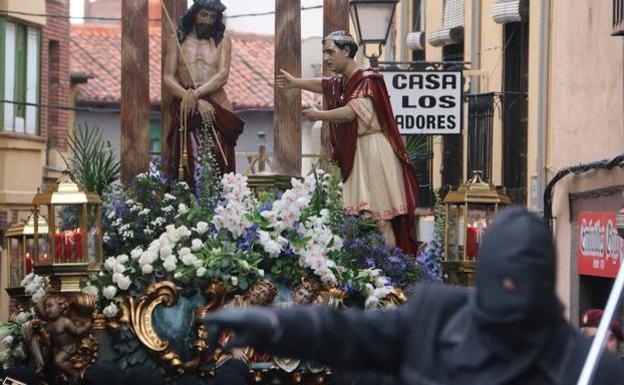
[191,239,203,251]
[257,269,265,277]
[12,345,25,359]
[130,248,143,260]
[82,284,99,297]
[160,245,174,258]
[1,335,13,346]
[195,221,209,235]
[116,254,129,264]
[116,276,132,291]
[177,203,189,215]
[103,303,119,318]
[176,225,191,238]
[181,253,198,267]
[31,288,46,303]
[112,262,126,274]
[142,264,154,275]
[230,276,238,286]
[104,257,117,271]
[163,258,177,272]
[14,312,30,325]
[178,247,191,257]
[196,267,207,277]
[103,285,117,300]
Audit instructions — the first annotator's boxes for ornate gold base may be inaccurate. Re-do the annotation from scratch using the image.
[442,261,477,287]
[33,263,90,292]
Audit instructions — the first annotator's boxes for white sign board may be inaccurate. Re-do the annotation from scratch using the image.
[382,71,462,135]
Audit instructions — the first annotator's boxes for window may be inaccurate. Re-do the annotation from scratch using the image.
[441,43,464,193]
[411,0,425,61]
[614,0,624,35]
[1,19,40,134]
[408,135,434,208]
[467,93,494,182]
[149,118,161,156]
[502,21,529,204]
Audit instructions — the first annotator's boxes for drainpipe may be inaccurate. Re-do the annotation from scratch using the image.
[535,0,551,213]
[471,0,481,93]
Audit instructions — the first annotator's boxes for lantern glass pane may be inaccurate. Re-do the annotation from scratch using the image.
[9,237,22,287]
[86,205,100,263]
[52,204,84,264]
[446,204,462,261]
[351,3,395,43]
[465,204,497,260]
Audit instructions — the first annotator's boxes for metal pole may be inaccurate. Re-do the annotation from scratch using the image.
[577,262,624,385]
[535,0,551,213]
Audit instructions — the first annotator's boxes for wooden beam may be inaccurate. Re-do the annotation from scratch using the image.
[274,0,302,176]
[121,0,150,184]
[160,0,187,165]
[321,0,350,167]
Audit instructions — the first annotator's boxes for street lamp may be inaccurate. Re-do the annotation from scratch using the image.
[349,0,399,67]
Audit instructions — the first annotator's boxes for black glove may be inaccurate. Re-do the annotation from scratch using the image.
[200,307,280,353]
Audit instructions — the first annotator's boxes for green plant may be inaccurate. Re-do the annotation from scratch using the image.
[61,123,120,195]
[405,135,431,166]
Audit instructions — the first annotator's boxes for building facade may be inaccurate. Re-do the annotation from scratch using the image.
[388,0,624,322]
[0,0,71,320]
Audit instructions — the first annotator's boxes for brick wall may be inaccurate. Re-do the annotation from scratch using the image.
[40,0,70,152]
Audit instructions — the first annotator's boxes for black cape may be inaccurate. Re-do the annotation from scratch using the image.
[263,208,624,385]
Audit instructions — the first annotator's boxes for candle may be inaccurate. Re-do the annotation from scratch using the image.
[25,252,32,274]
[74,228,82,261]
[63,230,74,262]
[42,253,48,264]
[466,226,479,260]
[55,230,63,262]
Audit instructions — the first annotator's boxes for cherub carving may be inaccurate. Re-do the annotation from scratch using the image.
[25,294,96,384]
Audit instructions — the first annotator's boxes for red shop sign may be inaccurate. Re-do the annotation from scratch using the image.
[577,212,623,278]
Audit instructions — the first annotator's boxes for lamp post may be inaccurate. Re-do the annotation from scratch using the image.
[349,0,399,67]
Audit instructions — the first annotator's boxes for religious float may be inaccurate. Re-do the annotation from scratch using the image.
[0,125,443,384]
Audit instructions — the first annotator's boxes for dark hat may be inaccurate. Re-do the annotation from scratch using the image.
[581,308,624,341]
[194,0,227,13]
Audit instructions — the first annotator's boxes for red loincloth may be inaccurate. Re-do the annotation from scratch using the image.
[167,95,244,186]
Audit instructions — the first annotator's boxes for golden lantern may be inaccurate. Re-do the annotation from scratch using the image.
[31,172,103,292]
[442,171,511,286]
[4,212,48,307]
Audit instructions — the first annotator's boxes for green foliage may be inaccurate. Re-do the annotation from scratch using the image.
[61,122,120,195]
[405,135,431,166]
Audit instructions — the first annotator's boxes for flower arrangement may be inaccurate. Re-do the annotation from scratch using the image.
[88,163,418,316]
[21,273,49,303]
[0,310,34,368]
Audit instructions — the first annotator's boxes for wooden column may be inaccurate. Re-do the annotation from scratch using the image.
[160,0,187,164]
[274,0,302,176]
[121,0,150,184]
[321,0,350,166]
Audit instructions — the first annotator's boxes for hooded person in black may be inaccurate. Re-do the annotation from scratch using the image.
[199,207,624,384]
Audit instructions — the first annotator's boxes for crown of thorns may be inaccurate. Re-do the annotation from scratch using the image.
[193,0,227,13]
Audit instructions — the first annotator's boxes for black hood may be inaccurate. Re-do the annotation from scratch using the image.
[473,206,563,325]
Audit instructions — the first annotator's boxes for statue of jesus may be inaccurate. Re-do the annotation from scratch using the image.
[164,0,243,185]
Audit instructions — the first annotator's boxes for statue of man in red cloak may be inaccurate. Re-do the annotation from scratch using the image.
[164,0,243,185]
[277,31,419,255]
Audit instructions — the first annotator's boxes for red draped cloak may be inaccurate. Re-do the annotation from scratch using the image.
[323,68,419,255]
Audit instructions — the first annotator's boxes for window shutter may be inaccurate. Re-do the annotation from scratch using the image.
[427,0,465,47]
[25,27,39,135]
[4,21,15,132]
[491,0,528,24]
